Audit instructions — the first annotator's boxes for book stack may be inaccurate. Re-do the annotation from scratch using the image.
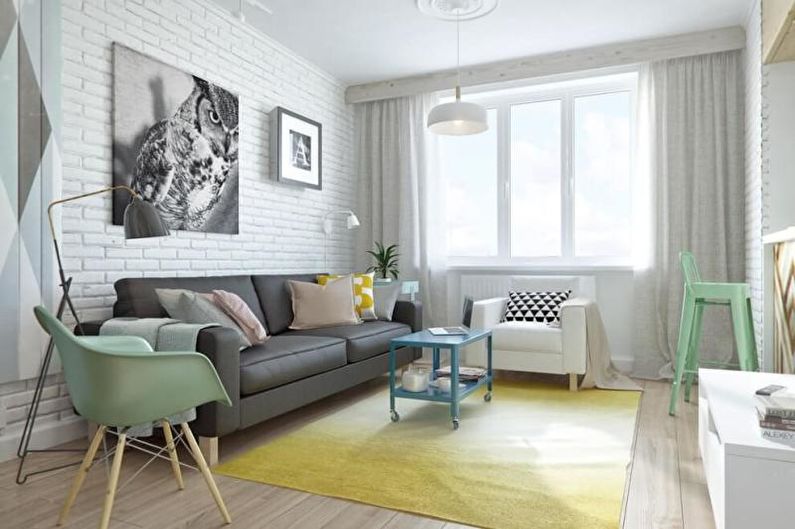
[434,366,487,381]
[754,386,795,447]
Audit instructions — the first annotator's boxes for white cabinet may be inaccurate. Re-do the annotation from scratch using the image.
[698,369,795,529]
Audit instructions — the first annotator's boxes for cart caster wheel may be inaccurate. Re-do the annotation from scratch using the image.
[390,410,400,423]
[452,419,460,430]
[484,392,492,402]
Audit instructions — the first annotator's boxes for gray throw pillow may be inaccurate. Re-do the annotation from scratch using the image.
[374,282,402,321]
[155,288,193,320]
[178,291,251,348]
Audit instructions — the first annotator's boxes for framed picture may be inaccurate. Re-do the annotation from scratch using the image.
[270,106,322,189]
[112,43,239,234]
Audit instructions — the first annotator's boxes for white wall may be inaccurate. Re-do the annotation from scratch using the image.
[0,0,355,462]
[758,0,795,370]
[762,61,795,234]
[744,0,764,363]
[761,60,795,370]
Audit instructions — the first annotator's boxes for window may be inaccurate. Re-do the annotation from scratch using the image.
[441,110,498,257]
[440,72,636,266]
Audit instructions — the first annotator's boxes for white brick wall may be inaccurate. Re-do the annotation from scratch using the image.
[60,0,356,326]
[744,0,765,362]
[1,0,355,461]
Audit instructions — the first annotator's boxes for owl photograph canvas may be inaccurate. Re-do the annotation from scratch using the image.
[112,43,239,233]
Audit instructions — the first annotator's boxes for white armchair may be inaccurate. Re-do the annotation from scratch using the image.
[463,276,595,391]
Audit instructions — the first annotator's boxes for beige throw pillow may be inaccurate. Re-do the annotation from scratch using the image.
[212,290,268,344]
[288,276,360,330]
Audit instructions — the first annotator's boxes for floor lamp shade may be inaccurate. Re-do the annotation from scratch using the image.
[123,196,170,239]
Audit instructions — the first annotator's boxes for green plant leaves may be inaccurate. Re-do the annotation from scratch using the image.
[367,242,400,279]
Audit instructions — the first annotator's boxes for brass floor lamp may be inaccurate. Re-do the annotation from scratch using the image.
[16,185,169,484]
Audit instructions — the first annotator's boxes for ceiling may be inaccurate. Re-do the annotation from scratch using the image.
[211,0,752,85]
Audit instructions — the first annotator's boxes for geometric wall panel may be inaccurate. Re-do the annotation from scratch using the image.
[0,0,58,383]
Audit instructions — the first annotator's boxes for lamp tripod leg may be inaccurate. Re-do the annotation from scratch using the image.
[16,279,83,485]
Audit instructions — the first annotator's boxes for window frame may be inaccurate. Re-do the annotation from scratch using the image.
[444,72,638,268]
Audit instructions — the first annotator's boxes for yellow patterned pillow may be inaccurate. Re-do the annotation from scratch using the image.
[317,272,376,321]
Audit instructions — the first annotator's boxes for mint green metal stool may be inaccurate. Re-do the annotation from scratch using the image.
[668,251,758,415]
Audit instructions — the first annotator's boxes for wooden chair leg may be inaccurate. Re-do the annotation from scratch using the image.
[99,432,126,529]
[670,288,695,416]
[161,420,184,490]
[568,373,578,392]
[181,423,231,524]
[58,425,107,526]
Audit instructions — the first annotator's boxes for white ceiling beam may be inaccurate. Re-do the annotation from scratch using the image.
[345,26,745,104]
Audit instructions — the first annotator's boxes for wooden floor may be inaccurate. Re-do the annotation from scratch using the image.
[0,377,713,529]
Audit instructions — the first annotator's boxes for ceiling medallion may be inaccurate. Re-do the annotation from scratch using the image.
[416,0,499,21]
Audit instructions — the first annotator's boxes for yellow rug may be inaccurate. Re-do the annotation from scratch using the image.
[216,381,641,529]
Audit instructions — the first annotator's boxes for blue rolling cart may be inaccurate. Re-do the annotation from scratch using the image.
[388,329,493,430]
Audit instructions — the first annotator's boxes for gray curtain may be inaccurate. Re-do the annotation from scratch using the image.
[632,50,745,379]
[354,94,449,325]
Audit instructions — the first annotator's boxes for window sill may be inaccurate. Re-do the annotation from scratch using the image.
[445,263,634,273]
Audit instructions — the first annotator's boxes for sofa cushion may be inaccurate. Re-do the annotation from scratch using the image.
[114,275,266,326]
[493,321,562,354]
[239,335,346,396]
[251,274,319,335]
[286,321,411,363]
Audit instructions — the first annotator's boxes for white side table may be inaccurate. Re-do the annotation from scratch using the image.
[698,369,795,529]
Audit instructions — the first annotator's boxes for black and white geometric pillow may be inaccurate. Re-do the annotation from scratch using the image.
[503,290,572,324]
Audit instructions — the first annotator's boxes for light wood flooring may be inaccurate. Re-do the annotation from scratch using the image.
[0,377,713,529]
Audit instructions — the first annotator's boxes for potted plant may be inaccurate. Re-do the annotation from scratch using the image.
[367,242,399,283]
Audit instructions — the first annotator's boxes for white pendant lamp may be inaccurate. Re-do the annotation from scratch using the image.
[426,1,491,135]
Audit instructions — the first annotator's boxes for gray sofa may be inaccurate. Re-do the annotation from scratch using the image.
[81,273,422,458]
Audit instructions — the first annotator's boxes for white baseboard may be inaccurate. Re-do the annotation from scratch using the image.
[0,416,86,464]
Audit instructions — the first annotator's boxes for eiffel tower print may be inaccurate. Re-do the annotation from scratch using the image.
[290,130,312,170]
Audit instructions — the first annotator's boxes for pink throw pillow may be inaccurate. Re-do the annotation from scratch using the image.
[211,290,268,345]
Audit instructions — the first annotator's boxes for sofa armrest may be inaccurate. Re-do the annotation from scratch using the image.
[560,297,591,375]
[462,298,507,367]
[192,326,241,438]
[392,300,423,332]
[472,297,508,330]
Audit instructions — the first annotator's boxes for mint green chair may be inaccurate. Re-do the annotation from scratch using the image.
[33,306,232,529]
[668,252,758,415]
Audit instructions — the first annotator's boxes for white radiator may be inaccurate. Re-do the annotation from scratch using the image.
[459,275,513,301]
[459,274,597,302]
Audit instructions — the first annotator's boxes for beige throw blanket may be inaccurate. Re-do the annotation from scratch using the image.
[574,300,641,391]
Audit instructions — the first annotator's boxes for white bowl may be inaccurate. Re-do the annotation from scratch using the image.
[402,369,429,392]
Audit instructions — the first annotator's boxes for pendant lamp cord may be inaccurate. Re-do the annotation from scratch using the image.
[456,11,461,98]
